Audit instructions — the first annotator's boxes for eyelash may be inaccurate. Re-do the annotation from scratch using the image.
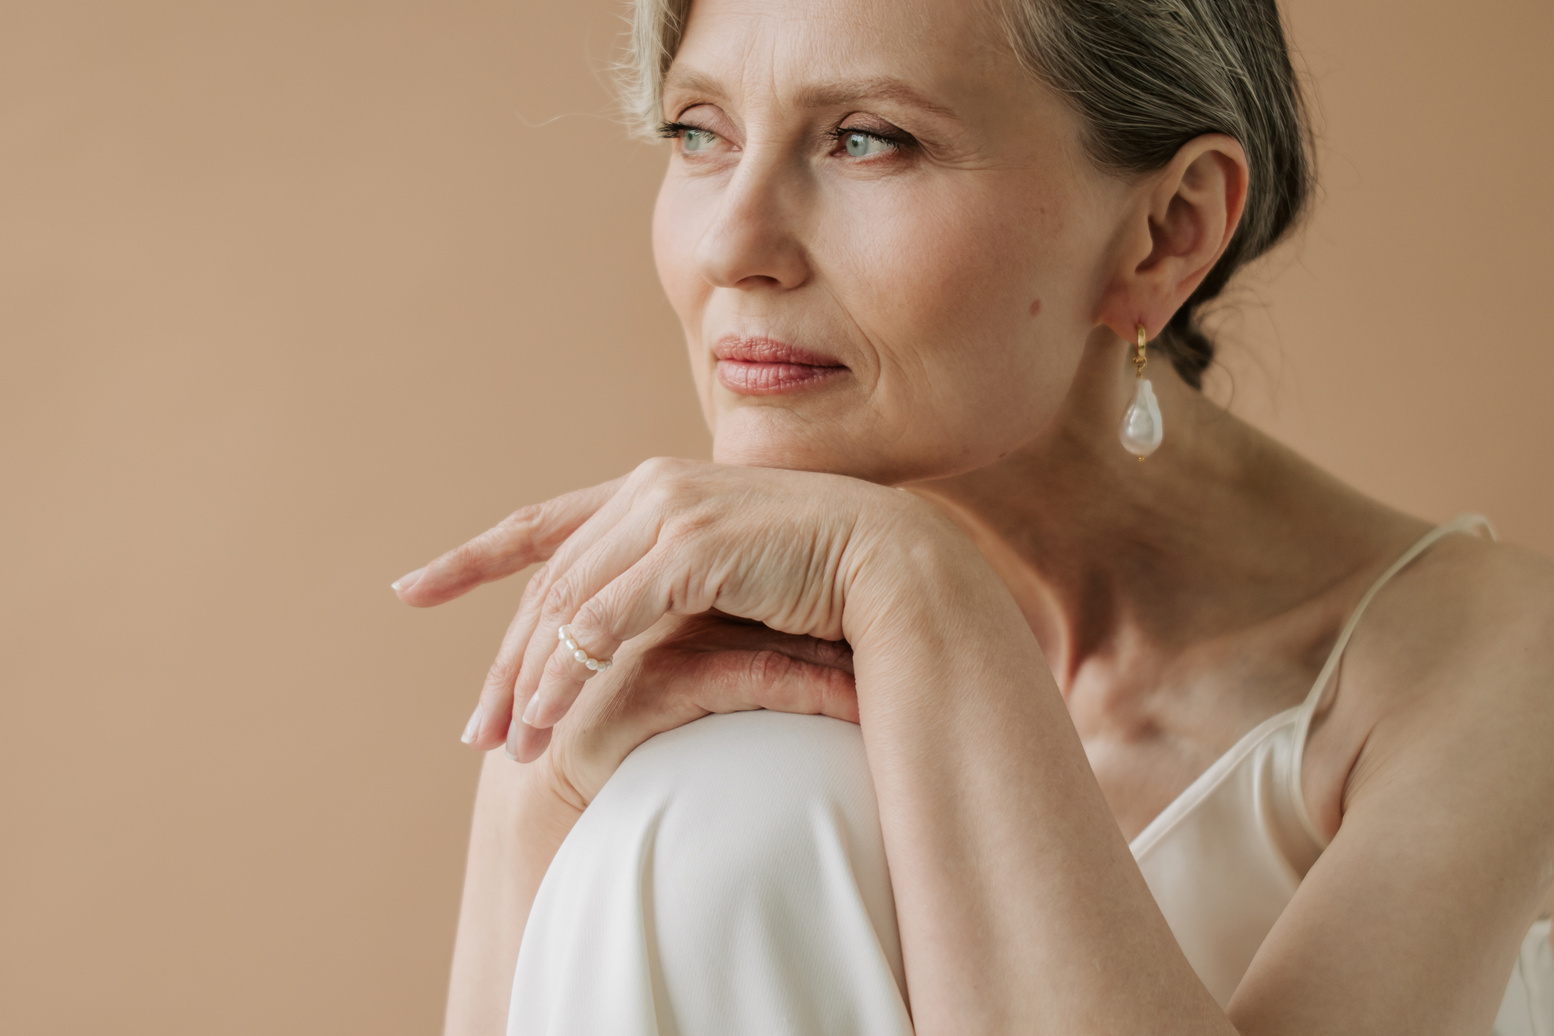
[654,121,914,157]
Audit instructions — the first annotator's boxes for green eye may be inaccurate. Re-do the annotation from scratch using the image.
[682,128,717,152]
[841,131,893,158]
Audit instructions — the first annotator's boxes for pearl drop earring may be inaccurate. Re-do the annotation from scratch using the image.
[1119,324,1163,459]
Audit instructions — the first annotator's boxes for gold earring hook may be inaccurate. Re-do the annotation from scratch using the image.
[1133,324,1148,379]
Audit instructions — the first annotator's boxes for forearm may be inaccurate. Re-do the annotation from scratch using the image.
[444,751,582,1036]
[848,533,1233,1035]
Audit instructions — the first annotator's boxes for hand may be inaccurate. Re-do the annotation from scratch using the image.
[393,457,920,762]
[532,611,857,809]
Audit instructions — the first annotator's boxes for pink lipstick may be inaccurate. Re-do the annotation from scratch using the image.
[713,335,848,396]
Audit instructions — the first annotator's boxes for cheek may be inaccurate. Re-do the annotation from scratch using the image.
[824,173,1092,439]
[653,176,718,414]
[652,177,708,325]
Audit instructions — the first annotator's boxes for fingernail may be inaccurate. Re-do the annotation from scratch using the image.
[460,703,484,744]
[391,566,426,593]
[521,693,542,726]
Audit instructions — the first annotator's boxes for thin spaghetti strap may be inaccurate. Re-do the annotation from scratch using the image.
[1297,513,1496,717]
[1286,513,1496,846]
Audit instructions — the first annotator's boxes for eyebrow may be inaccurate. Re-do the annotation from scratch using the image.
[661,69,960,122]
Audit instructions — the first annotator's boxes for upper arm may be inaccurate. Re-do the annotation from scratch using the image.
[1226,542,1554,1036]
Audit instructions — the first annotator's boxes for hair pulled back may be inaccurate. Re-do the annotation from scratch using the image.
[621,0,1316,389]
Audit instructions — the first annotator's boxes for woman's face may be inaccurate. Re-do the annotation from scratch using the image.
[653,0,1130,484]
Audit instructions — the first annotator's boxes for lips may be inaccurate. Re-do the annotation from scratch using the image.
[713,335,848,396]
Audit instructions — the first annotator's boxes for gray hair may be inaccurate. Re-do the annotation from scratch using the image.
[619,0,1315,389]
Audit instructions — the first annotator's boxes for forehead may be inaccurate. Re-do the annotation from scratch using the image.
[666,0,1025,112]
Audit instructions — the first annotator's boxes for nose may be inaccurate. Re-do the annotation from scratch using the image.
[694,153,811,292]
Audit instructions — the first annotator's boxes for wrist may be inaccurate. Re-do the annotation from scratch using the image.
[478,751,585,866]
[841,490,1020,657]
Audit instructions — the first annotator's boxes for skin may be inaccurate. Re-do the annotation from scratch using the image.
[397,0,1554,1032]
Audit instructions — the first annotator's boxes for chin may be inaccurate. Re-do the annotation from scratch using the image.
[712,432,859,478]
[708,408,968,486]
[709,409,882,481]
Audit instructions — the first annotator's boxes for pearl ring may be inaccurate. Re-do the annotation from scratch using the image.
[558,624,613,673]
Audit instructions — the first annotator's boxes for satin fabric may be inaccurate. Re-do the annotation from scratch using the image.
[509,516,1551,1034]
[510,711,913,1035]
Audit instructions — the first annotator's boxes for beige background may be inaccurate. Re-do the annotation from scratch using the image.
[1,1,1548,1032]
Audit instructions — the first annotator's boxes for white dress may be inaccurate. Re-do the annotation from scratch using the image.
[508,515,1553,1034]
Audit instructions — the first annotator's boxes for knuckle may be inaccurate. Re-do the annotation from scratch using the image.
[483,651,518,692]
[819,664,856,699]
[540,578,581,620]
[641,478,683,514]
[819,668,860,720]
[634,455,683,482]
[663,505,716,541]
[494,503,554,560]
[570,603,608,641]
[495,505,540,544]
[634,459,706,512]
[451,522,527,577]
[500,501,545,529]
[444,537,488,576]
[746,649,796,688]
[542,650,577,683]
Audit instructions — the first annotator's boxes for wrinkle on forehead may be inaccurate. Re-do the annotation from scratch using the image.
[665,0,1019,116]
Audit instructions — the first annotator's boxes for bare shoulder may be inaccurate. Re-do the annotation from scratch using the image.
[1269,532,1554,1032]
[1335,530,1554,890]
[1367,532,1554,699]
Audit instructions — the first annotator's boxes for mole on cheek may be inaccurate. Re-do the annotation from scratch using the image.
[1029,298,1043,317]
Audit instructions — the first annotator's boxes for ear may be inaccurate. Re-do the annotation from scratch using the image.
[1096,133,1250,346]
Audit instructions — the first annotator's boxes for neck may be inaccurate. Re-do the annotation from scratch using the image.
[905,333,1414,698]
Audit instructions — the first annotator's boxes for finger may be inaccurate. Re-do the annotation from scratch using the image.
[501,459,717,739]
[467,495,641,751]
[510,631,665,765]
[534,646,856,792]
[510,527,673,733]
[393,476,625,607]
[463,477,652,751]
[509,720,551,764]
[512,616,693,764]
[668,620,855,675]
[460,562,553,751]
[686,627,857,677]
[688,649,860,724]
[546,657,707,787]
[493,486,663,749]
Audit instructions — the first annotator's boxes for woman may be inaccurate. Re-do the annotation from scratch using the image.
[395,0,1554,1032]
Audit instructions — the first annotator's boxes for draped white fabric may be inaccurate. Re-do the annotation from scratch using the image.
[1495,920,1554,1036]
[509,711,913,1036]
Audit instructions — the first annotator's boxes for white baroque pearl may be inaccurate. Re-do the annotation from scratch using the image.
[1119,377,1163,458]
[572,648,588,663]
